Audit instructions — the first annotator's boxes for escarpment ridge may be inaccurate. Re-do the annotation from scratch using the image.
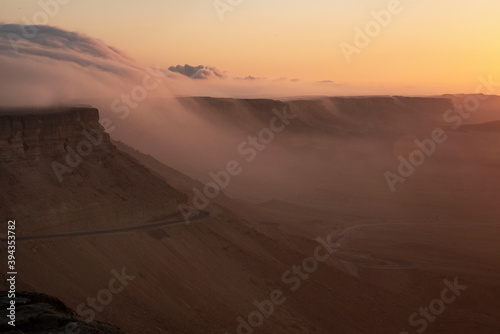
[0,106,186,235]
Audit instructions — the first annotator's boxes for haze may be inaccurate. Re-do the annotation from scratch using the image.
[2,1,500,334]
[2,0,500,95]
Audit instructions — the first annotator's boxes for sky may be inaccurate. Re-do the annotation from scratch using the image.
[1,0,500,95]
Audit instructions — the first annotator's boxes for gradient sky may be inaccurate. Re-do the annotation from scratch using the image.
[1,0,500,94]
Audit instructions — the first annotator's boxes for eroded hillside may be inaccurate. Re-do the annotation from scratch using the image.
[0,107,186,235]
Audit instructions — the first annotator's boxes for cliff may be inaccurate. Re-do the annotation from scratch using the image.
[0,106,187,235]
[0,106,104,160]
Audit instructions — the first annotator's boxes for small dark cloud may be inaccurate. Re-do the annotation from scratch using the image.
[316,80,335,84]
[235,75,266,81]
[168,64,225,79]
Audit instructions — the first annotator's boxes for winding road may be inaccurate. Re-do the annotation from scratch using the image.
[0,211,209,242]
[328,220,500,269]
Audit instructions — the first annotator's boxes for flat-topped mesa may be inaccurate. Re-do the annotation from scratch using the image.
[0,106,108,160]
[0,106,187,235]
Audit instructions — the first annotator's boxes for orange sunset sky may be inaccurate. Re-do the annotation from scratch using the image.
[1,0,499,95]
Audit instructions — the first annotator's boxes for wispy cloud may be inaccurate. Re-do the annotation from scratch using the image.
[0,24,139,75]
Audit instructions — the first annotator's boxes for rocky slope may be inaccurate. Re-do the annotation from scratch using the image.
[2,104,500,333]
[0,106,416,333]
[0,291,124,333]
[0,106,186,235]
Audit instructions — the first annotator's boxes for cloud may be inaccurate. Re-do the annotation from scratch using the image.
[0,24,173,106]
[0,24,139,75]
[167,64,225,79]
[235,75,266,81]
[0,24,386,104]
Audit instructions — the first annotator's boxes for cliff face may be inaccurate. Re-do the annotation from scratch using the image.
[0,107,104,160]
[0,107,187,235]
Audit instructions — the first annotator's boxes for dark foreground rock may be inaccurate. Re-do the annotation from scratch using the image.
[0,291,125,334]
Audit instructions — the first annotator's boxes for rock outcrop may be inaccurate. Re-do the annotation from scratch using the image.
[0,106,104,160]
[0,291,125,333]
